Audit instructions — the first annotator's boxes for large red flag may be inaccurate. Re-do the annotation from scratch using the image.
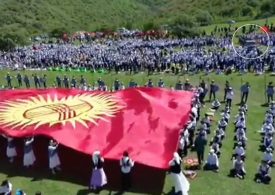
[0,88,192,169]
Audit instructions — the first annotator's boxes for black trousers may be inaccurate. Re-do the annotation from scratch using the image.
[226,98,232,108]
[197,150,204,165]
[121,172,131,190]
[241,92,248,103]
[209,90,216,101]
[18,80,22,87]
[267,95,273,104]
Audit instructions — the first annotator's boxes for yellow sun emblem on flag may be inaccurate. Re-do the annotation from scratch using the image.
[0,93,123,130]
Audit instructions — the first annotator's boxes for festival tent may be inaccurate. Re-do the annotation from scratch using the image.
[0,88,193,194]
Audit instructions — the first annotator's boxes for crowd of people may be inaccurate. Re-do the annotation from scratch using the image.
[1,32,275,75]
[170,79,275,194]
[0,71,275,194]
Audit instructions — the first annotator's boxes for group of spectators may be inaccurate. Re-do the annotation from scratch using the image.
[1,32,275,75]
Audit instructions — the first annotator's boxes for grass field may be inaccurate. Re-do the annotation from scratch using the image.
[0,70,274,195]
[200,16,275,34]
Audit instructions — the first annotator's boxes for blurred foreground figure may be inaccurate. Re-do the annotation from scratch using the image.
[168,152,190,195]
[0,180,12,195]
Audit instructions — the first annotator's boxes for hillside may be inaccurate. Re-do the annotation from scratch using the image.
[0,0,275,41]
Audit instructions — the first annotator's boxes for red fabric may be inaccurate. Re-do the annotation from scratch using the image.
[261,26,270,33]
[0,88,192,169]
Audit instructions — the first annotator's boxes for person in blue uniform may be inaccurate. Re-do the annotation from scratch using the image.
[209,80,219,102]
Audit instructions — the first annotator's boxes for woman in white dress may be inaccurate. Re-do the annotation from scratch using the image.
[168,152,190,195]
[2,134,17,163]
[23,137,36,168]
[48,139,61,174]
[89,151,107,192]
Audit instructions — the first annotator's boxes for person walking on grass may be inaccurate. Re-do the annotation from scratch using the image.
[240,82,250,104]
[194,131,207,167]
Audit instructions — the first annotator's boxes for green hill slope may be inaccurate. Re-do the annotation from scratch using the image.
[0,0,274,39]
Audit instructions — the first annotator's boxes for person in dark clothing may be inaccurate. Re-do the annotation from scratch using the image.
[71,76,77,88]
[209,80,218,102]
[41,75,47,89]
[114,79,120,91]
[240,82,250,104]
[223,80,230,102]
[267,82,274,104]
[17,73,22,87]
[5,73,12,89]
[146,79,154,87]
[194,131,207,166]
[175,80,183,90]
[184,79,191,90]
[158,78,165,88]
[63,75,69,88]
[33,74,40,88]
[128,79,137,88]
[23,75,30,88]
[56,76,62,88]
[80,75,86,86]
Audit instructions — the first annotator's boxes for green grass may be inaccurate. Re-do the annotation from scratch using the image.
[201,16,275,34]
[0,70,274,195]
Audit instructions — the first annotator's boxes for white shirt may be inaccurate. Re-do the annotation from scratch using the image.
[235,146,245,156]
[226,91,234,99]
[178,137,185,150]
[0,182,12,194]
[120,157,134,174]
[206,153,219,166]
[263,152,273,162]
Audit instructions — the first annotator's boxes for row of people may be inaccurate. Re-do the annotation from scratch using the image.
[203,105,231,172]
[254,102,275,184]
[1,135,136,192]
[229,104,249,179]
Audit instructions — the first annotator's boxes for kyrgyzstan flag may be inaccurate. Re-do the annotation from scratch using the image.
[0,88,193,169]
